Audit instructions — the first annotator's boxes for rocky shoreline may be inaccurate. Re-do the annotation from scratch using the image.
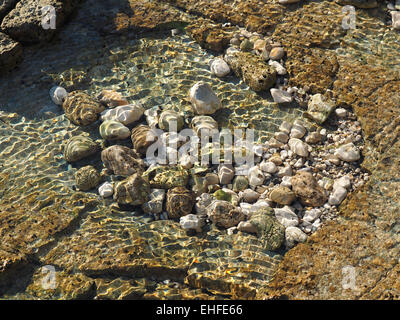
[0,0,399,300]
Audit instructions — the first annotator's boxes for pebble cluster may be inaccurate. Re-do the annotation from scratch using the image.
[50,28,368,250]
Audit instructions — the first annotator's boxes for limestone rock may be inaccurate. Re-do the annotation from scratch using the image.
[180,214,205,232]
[189,81,222,115]
[291,171,327,207]
[101,145,144,176]
[306,93,335,124]
[142,189,165,215]
[270,89,292,104]
[98,182,113,198]
[99,120,131,140]
[75,165,101,191]
[225,50,276,91]
[207,200,245,229]
[269,47,285,60]
[232,175,249,192]
[288,138,309,157]
[62,91,105,126]
[97,90,129,107]
[100,104,144,126]
[166,187,195,219]
[158,109,184,132]
[210,58,231,77]
[248,166,265,186]
[113,174,150,205]
[274,206,299,228]
[269,186,296,205]
[285,226,308,248]
[328,186,347,206]
[131,125,158,155]
[218,164,235,185]
[64,136,99,163]
[334,143,360,162]
[142,165,189,189]
[49,86,68,105]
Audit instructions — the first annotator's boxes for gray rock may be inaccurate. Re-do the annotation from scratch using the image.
[334,143,360,162]
[285,226,308,248]
[210,58,231,77]
[0,31,22,72]
[306,93,335,124]
[189,81,222,115]
[274,206,299,228]
[270,88,292,104]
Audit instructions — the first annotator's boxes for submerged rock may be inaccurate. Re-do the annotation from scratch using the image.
[98,182,113,198]
[288,138,309,157]
[0,32,22,72]
[158,109,184,132]
[101,145,144,176]
[62,91,105,126]
[306,93,335,124]
[142,165,189,189]
[210,58,231,77]
[49,86,68,105]
[207,200,245,229]
[99,120,131,140]
[113,174,150,205]
[131,125,158,155]
[225,51,276,91]
[270,89,292,104]
[335,143,360,162]
[64,136,99,163]
[269,186,296,205]
[142,188,165,215]
[218,164,235,185]
[100,104,144,126]
[75,165,101,191]
[248,208,285,251]
[291,171,327,207]
[97,90,129,107]
[285,226,308,248]
[232,175,249,192]
[190,115,218,137]
[189,81,222,115]
[166,187,195,219]
[180,214,205,233]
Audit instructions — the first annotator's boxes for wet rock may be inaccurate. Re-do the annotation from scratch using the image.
[166,187,195,219]
[218,164,235,185]
[285,226,308,248]
[100,104,144,126]
[189,81,222,115]
[98,182,113,198]
[210,57,231,77]
[113,173,150,205]
[232,175,249,192]
[277,165,292,178]
[195,193,214,215]
[213,189,232,202]
[190,115,218,137]
[335,108,347,118]
[131,125,158,155]
[279,0,301,4]
[290,123,306,139]
[1,0,79,43]
[64,136,99,163]
[237,221,257,234]
[274,206,299,227]
[97,90,129,108]
[269,186,296,205]
[159,109,184,132]
[288,138,309,157]
[180,214,205,232]
[0,0,18,19]
[269,47,285,60]
[240,39,253,52]
[62,91,105,126]
[225,51,276,91]
[334,143,360,162]
[101,145,144,176]
[333,176,351,191]
[270,89,292,104]
[142,165,189,189]
[144,106,160,129]
[49,86,68,105]
[75,165,101,191]
[207,200,245,228]
[291,171,327,207]
[305,132,322,144]
[248,208,285,251]
[302,208,322,223]
[99,120,131,140]
[142,189,165,215]
[306,93,335,124]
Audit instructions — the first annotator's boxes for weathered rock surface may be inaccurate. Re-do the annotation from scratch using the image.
[291,171,327,207]
[0,31,22,72]
[101,145,145,176]
[1,0,79,43]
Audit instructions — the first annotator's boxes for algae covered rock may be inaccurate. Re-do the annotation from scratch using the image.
[113,173,150,205]
[142,165,189,189]
[166,187,195,219]
[64,136,99,163]
[75,165,101,191]
[99,120,131,140]
[131,124,159,155]
[62,91,105,126]
[207,200,245,229]
[101,145,145,176]
[248,208,285,251]
[225,51,276,91]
